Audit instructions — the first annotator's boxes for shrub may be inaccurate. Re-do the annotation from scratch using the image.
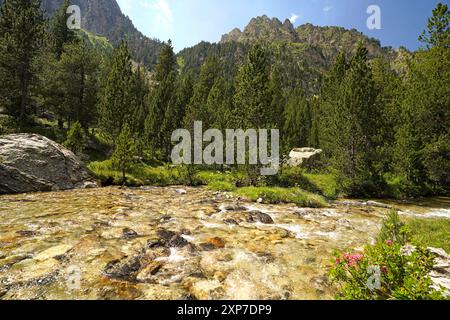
[378,209,410,246]
[64,121,85,155]
[0,116,16,135]
[329,211,445,300]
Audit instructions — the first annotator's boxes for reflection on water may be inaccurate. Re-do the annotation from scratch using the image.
[0,187,448,300]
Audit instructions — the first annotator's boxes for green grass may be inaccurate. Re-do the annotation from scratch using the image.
[88,161,330,207]
[206,180,237,192]
[234,186,328,208]
[88,160,188,186]
[272,167,339,199]
[303,173,339,199]
[406,218,450,253]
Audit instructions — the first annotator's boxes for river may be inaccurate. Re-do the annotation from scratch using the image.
[0,187,448,300]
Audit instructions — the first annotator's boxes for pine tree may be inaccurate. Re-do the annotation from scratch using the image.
[154,40,177,82]
[233,44,272,129]
[283,88,311,152]
[111,123,137,185]
[64,121,85,155]
[317,52,348,153]
[161,71,194,157]
[49,0,77,60]
[129,66,148,134]
[419,2,450,49]
[206,77,234,131]
[145,70,176,158]
[184,56,221,129]
[0,0,46,128]
[98,41,134,143]
[145,41,178,159]
[319,45,382,196]
[394,3,450,195]
[269,69,285,130]
[58,41,100,132]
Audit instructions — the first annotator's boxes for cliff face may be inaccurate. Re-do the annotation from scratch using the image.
[0,0,164,67]
[221,15,298,43]
[220,16,396,61]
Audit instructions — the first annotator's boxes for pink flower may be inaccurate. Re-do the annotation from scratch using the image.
[350,254,364,262]
[386,240,393,246]
[336,258,341,264]
[343,253,351,261]
[381,266,388,274]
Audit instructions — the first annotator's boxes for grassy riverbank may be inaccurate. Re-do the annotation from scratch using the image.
[88,160,332,207]
[406,218,450,253]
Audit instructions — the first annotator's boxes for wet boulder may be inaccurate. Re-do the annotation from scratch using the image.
[199,237,226,251]
[246,211,275,224]
[155,229,189,248]
[122,228,139,240]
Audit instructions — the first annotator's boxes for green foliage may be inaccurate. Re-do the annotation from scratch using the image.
[378,210,410,246]
[407,218,450,253]
[43,40,100,131]
[64,121,85,155]
[88,161,194,187]
[330,211,445,300]
[330,242,444,300]
[0,116,16,135]
[184,56,221,129]
[0,0,46,128]
[393,46,450,195]
[318,45,384,197]
[282,88,311,152]
[145,40,178,159]
[98,41,135,142]
[111,123,137,184]
[269,167,339,199]
[48,0,76,59]
[233,44,273,129]
[419,3,450,49]
[235,186,327,208]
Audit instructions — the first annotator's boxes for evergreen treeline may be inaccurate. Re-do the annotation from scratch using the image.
[0,0,448,197]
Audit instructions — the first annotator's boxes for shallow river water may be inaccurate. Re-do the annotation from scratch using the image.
[0,187,448,300]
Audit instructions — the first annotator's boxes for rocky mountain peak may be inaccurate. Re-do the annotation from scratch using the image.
[221,15,298,43]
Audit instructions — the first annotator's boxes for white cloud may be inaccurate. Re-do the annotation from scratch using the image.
[140,0,174,31]
[323,5,333,12]
[290,13,299,23]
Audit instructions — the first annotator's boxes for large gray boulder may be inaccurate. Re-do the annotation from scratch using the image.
[0,134,97,194]
[287,148,323,168]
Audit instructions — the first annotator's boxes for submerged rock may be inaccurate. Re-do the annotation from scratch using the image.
[155,229,189,248]
[122,228,139,240]
[246,211,275,224]
[223,219,239,226]
[0,134,97,194]
[34,244,73,261]
[103,255,144,282]
[199,237,226,251]
[136,261,164,282]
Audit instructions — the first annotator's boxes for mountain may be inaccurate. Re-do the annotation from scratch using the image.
[179,15,404,94]
[220,15,397,61]
[0,0,164,68]
[221,16,299,43]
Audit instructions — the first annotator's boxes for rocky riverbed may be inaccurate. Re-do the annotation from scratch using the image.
[0,187,448,300]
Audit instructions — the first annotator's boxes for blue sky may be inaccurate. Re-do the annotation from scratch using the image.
[116,0,448,52]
